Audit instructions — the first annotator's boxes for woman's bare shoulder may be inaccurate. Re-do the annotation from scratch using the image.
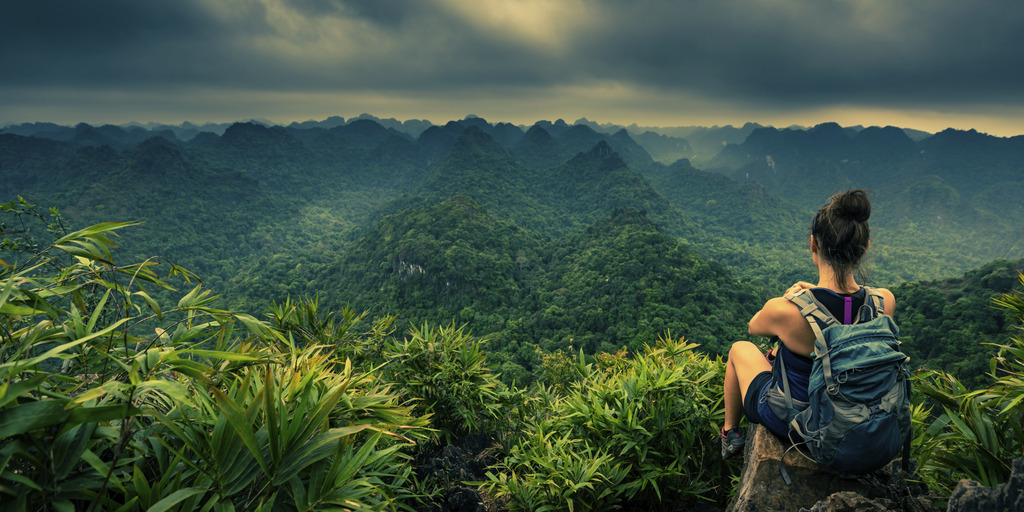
[749,296,804,337]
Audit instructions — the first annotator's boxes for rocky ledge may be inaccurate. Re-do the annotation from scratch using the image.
[726,424,938,511]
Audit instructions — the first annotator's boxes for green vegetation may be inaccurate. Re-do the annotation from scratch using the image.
[3,116,1024,508]
[0,215,735,509]
[912,271,1024,494]
[317,201,759,383]
[486,336,728,510]
[705,123,1024,284]
[896,258,1023,387]
[0,219,433,510]
[3,206,1024,510]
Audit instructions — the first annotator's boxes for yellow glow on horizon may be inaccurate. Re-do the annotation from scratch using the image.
[2,84,1021,138]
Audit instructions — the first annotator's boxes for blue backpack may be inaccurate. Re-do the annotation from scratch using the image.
[767,287,912,483]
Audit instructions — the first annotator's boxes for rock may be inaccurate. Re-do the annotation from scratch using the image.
[416,434,499,512]
[802,491,891,512]
[726,424,937,512]
[946,457,1024,512]
[726,424,874,511]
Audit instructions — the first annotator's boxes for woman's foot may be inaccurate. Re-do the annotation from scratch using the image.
[721,426,745,460]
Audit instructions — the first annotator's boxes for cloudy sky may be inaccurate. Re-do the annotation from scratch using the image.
[3,0,1023,135]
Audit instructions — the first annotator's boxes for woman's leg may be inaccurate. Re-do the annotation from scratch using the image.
[723,340,773,431]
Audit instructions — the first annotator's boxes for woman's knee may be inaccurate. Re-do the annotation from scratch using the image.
[728,340,759,360]
[728,340,771,377]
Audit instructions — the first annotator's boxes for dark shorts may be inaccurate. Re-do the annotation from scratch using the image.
[743,370,774,424]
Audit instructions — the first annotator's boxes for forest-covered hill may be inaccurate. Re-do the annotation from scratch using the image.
[3,116,1023,385]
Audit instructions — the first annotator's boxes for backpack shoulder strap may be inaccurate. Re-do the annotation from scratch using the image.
[784,288,834,349]
[784,288,836,387]
[859,286,886,322]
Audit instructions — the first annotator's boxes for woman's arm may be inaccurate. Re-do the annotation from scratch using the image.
[749,295,817,357]
[750,281,814,337]
[748,297,795,338]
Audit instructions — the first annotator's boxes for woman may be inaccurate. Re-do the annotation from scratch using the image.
[720,188,896,459]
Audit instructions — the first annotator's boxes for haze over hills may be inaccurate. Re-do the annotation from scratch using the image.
[2,115,1022,381]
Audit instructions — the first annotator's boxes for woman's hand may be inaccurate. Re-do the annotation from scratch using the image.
[785,281,814,296]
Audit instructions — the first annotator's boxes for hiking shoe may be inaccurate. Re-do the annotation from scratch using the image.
[721,427,745,460]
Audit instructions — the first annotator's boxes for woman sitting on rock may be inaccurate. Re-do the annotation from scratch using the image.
[719,188,896,458]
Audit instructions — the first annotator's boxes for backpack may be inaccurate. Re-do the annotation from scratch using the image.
[766,286,912,483]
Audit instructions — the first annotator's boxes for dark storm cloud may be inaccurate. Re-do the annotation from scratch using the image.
[572,0,1024,108]
[0,1,240,86]
[0,1,313,95]
[2,0,1023,126]
[0,0,563,90]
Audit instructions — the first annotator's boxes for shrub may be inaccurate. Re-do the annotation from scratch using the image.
[913,270,1024,493]
[266,294,398,368]
[379,322,505,445]
[0,217,430,510]
[485,334,727,510]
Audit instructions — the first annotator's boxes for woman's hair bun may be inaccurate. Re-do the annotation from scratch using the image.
[830,189,870,223]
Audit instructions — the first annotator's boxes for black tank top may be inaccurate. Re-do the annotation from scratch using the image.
[809,287,867,326]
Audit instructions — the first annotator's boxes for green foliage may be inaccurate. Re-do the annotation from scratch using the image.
[328,201,762,387]
[6,117,1024,508]
[379,322,504,444]
[486,335,728,510]
[896,258,1023,386]
[531,207,759,357]
[535,348,589,394]
[0,196,67,259]
[329,194,544,333]
[912,270,1024,493]
[0,219,430,510]
[266,295,398,369]
[638,159,813,289]
[7,119,1024,392]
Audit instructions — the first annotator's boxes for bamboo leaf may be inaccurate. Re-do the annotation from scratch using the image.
[177,285,206,308]
[52,422,96,479]
[276,425,377,485]
[0,273,16,310]
[211,387,270,476]
[182,349,261,362]
[54,240,113,265]
[70,380,129,405]
[263,366,282,467]
[147,487,207,512]
[133,290,163,320]
[52,500,74,512]
[132,464,152,507]
[235,313,281,341]
[0,374,48,408]
[999,393,1024,415]
[53,221,139,246]
[135,380,193,406]
[165,358,213,381]
[0,399,70,437]
[0,302,39,315]
[945,407,978,443]
[68,404,139,425]
[86,288,111,333]
[3,317,130,373]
